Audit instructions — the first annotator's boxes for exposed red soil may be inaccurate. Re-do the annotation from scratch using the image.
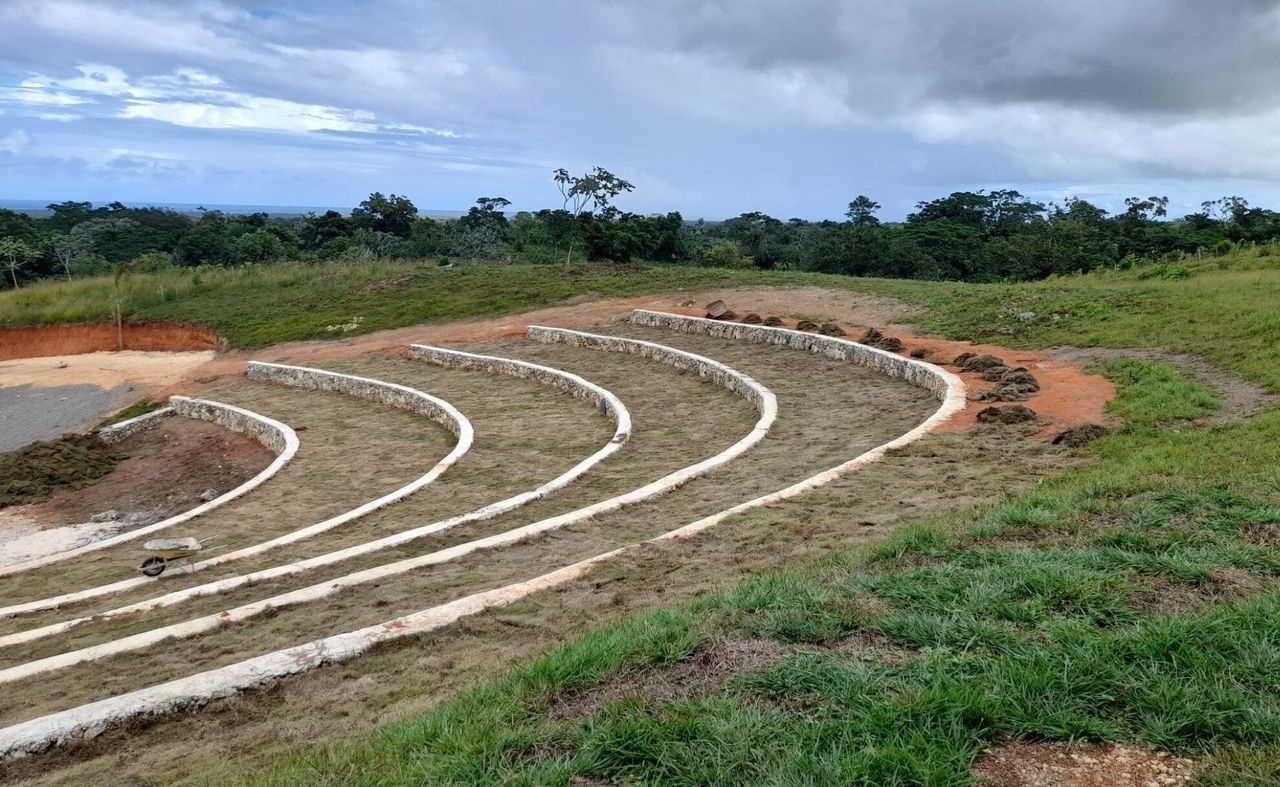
[974,740,1194,786]
[13,417,272,528]
[0,322,225,361]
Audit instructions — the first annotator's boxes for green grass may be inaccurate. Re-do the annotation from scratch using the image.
[242,273,1280,783]
[0,261,770,348]
[4,252,1278,393]
[93,398,163,429]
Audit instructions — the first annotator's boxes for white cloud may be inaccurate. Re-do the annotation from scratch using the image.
[0,130,30,154]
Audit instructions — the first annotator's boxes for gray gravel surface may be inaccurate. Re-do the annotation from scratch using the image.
[0,383,134,451]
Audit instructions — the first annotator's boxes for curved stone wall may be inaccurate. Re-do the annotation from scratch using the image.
[0,347,634,648]
[0,363,476,619]
[629,309,953,399]
[0,321,963,757]
[0,398,298,581]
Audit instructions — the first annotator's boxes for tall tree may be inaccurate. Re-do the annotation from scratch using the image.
[553,167,634,263]
[0,237,37,288]
[845,195,881,227]
[351,192,418,238]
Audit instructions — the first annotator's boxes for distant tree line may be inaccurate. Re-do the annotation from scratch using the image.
[2,169,1278,290]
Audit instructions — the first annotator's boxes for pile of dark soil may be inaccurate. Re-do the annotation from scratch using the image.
[741,313,763,325]
[859,327,905,352]
[795,320,819,332]
[975,367,1041,402]
[762,316,785,327]
[1052,423,1109,447]
[0,434,125,508]
[818,323,846,337]
[976,405,1038,424]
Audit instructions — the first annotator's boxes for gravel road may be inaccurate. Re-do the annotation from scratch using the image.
[0,383,134,451]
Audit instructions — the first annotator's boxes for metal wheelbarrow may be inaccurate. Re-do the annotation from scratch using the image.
[137,537,224,577]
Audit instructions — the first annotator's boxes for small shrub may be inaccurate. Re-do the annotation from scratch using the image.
[698,241,755,269]
[1136,264,1192,281]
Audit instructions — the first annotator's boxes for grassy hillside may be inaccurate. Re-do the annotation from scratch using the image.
[200,252,1278,786]
[5,251,1280,783]
[3,252,1278,394]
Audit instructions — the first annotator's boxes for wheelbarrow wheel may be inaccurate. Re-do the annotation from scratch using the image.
[139,556,167,577]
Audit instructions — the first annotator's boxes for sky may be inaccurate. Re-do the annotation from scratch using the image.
[1,0,1280,220]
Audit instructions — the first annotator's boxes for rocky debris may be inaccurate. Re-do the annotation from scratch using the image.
[1052,423,1110,447]
[952,352,977,366]
[981,365,1011,381]
[818,322,846,337]
[974,741,1194,787]
[858,327,905,352]
[961,354,1005,372]
[741,313,763,325]
[976,405,1038,424]
[200,488,220,502]
[704,299,730,319]
[795,320,819,332]
[90,510,120,523]
[909,347,933,359]
[718,310,738,321]
[123,511,151,525]
[763,316,785,327]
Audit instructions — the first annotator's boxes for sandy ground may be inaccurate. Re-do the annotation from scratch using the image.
[0,351,214,449]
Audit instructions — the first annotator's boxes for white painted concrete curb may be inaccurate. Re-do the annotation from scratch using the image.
[0,332,772,689]
[0,363,470,618]
[0,347,631,649]
[0,398,298,579]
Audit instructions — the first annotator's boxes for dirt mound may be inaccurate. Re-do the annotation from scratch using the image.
[975,367,1042,402]
[0,434,125,508]
[960,354,1005,372]
[976,405,1038,424]
[741,313,762,325]
[1052,423,1110,447]
[909,347,933,359]
[795,320,819,332]
[762,316,785,327]
[818,322,846,336]
[858,327,905,352]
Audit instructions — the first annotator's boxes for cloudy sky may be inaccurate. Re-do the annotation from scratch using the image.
[1,0,1279,219]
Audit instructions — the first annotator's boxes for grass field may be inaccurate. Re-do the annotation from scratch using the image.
[3,250,1280,784]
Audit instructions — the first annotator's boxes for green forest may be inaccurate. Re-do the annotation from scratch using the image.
[3,169,1279,290]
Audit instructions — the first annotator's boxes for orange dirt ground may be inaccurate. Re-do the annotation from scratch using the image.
[155,288,1112,439]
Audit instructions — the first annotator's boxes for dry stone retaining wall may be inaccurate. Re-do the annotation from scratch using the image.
[406,345,630,439]
[97,407,174,444]
[629,309,951,399]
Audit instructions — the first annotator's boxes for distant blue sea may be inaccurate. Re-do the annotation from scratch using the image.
[0,199,465,219]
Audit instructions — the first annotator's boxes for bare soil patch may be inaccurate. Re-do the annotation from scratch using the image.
[20,418,272,528]
[974,740,1194,786]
